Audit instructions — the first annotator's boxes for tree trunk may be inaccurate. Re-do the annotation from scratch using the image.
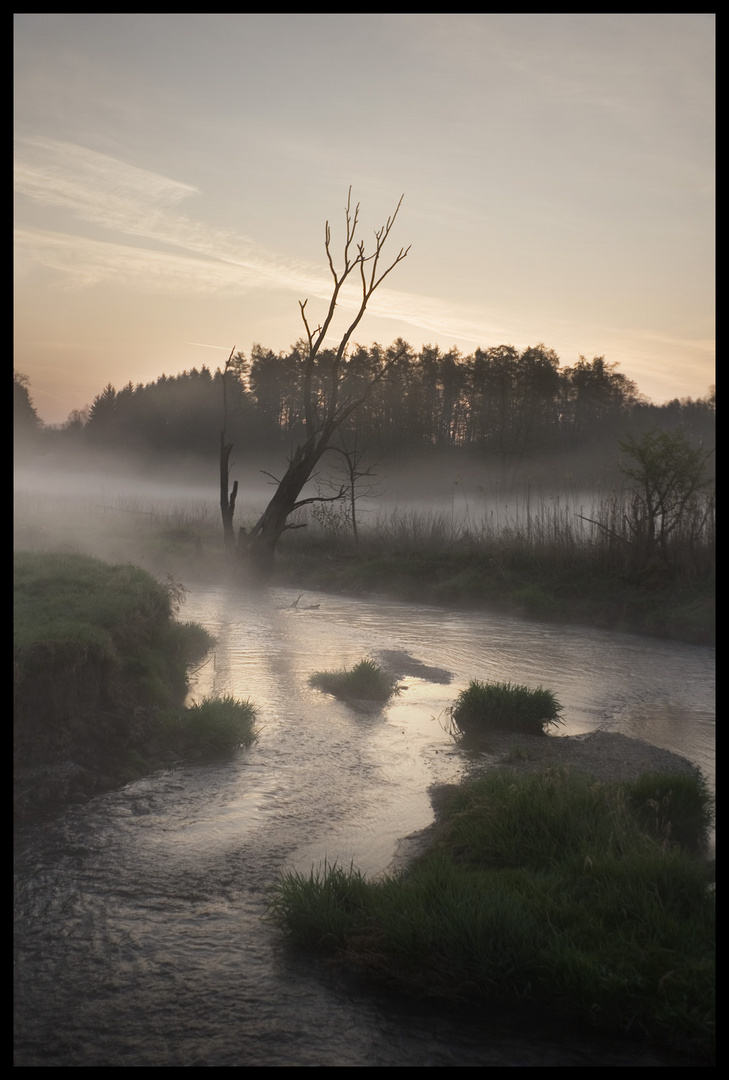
[220,432,237,553]
[219,192,409,569]
[243,441,327,571]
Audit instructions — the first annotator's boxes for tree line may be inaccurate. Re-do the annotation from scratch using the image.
[17,346,714,467]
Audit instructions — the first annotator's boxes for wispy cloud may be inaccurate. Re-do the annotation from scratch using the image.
[20,137,705,364]
[14,138,516,344]
[15,136,199,223]
[14,137,327,290]
[14,228,264,293]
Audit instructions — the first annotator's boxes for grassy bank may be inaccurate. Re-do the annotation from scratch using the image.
[14,548,210,691]
[272,502,714,645]
[268,767,715,1064]
[14,551,255,816]
[275,547,715,644]
[14,551,212,702]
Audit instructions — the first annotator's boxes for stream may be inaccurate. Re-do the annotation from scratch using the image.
[14,584,715,1066]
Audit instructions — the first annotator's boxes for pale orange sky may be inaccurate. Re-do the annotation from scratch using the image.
[14,14,714,425]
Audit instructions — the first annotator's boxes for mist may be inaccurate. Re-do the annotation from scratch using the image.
[14,437,630,571]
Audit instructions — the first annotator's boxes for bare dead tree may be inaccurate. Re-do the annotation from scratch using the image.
[319,437,384,543]
[232,189,410,570]
[219,346,239,552]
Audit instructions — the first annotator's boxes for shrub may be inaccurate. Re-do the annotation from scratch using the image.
[449,679,563,736]
[309,659,398,702]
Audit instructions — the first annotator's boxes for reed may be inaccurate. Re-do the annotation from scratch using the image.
[295,479,715,581]
[280,487,714,642]
[14,480,715,582]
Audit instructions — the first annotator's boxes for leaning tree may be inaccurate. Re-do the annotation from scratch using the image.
[220,189,410,570]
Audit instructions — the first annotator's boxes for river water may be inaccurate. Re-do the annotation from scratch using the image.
[14,584,715,1067]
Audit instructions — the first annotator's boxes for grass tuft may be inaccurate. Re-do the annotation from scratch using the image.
[309,658,399,702]
[159,695,258,759]
[449,679,563,737]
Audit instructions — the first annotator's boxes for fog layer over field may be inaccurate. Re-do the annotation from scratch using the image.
[14,441,627,567]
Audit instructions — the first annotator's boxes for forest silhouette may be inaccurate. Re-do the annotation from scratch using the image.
[14,344,716,472]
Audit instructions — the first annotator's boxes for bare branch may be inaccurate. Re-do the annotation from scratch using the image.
[238,191,409,567]
[575,513,630,544]
[300,190,409,380]
[299,301,317,429]
[291,486,348,512]
[324,222,337,283]
[299,300,314,349]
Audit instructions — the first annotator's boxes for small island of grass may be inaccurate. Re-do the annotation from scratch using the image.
[449,679,564,737]
[309,658,399,702]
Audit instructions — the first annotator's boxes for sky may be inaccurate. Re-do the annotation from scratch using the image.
[14,13,714,425]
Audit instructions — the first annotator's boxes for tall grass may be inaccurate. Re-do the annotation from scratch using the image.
[623,772,715,855]
[14,478,715,583]
[287,474,714,582]
[14,481,715,643]
[278,484,714,642]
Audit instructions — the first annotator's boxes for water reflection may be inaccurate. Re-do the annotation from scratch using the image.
[181,582,714,872]
[14,583,714,1067]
